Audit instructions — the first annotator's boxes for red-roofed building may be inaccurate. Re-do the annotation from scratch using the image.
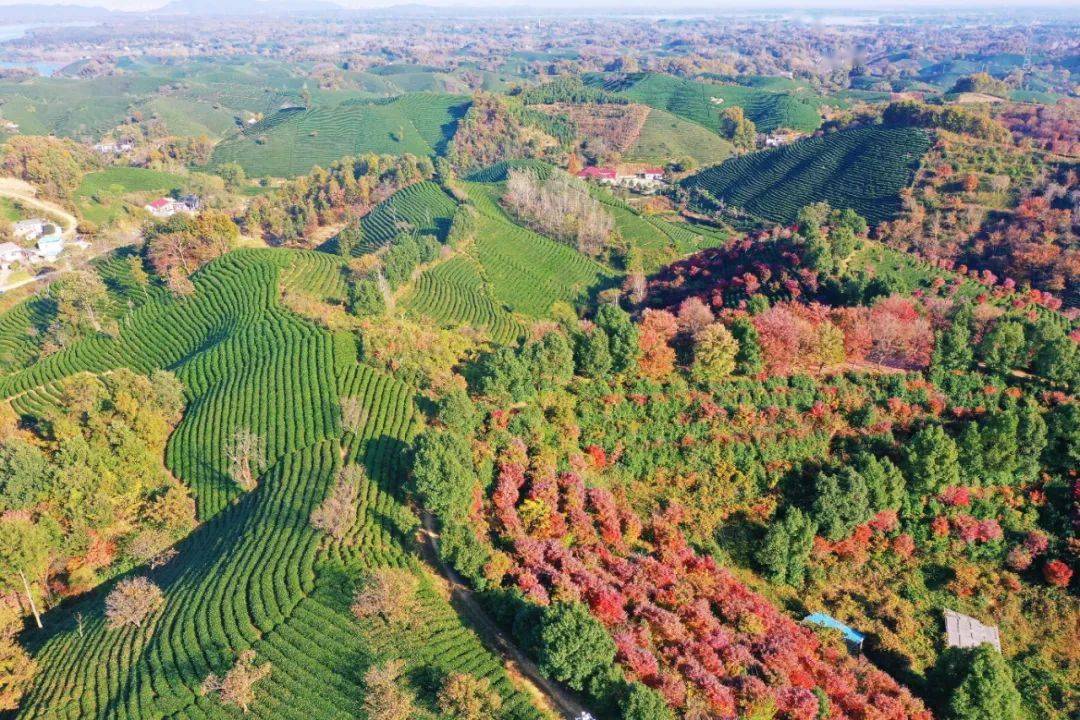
[638,167,664,180]
[576,166,618,182]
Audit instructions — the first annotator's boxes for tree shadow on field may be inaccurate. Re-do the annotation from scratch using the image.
[356,433,413,498]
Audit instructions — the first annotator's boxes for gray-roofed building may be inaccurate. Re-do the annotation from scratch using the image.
[944,609,1001,652]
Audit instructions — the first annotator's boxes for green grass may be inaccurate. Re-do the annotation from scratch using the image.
[4,248,545,720]
[625,107,735,167]
[210,94,470,178]
[590,189,728,273]
[587,72,826,134]
[682,126,933,225]
[74,167,191,226]
[0,196,23,222]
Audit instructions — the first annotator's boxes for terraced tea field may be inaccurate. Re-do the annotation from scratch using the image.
[355,181,459,251]
[210,94,470,177]
[3,248,545,720]
[586,72,827,134]
[682,125,933,224]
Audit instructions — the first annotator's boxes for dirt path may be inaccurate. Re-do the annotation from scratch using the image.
[417,511,591,720]
[0,177,78,237]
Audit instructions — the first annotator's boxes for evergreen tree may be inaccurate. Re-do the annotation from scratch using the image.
[348,277,386,318]
[537,602,616,692]
[730,317,765,376]
[523,332,574,390]
[757,508,816,587]
[1015,399,1048,479]
[905,424,961,495]
[957,423,985,485]
[574,328,612,379]
[947,646,1024,720]
[410,430,477,523]
[595,304,639,374]
[855,453,905,511]
[933,307,974,373]
[978,320,1026,375]
[475,347,530,400]
[1046,402,1080,473]
[1032,326,1078,389]
[434,387,478,436]
[813,467,872,540]
[979,409,1020,485]
[619,683,674,720]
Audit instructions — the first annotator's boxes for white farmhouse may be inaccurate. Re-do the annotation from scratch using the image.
[13,218,47,240]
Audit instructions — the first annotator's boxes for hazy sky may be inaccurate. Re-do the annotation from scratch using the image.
[3,0,1080,9]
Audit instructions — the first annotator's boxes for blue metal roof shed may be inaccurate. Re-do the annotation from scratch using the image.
[804,613,866,649]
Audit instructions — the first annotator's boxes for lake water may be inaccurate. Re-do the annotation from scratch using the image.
[0,24,40,42]
[0,23,94,76]
[0,60,64,76]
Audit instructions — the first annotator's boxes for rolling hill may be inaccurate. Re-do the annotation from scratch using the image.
[585,72,827,134]
[210,94,470,177]
[681,125,933,225]
[2,249,546,720]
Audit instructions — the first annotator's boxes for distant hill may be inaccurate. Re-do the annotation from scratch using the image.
[154,0,341,15]
[0,3,115,22]
[682,125,932,225]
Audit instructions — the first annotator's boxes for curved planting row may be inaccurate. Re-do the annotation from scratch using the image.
[463,182,615,317]
[358,181,458,251]
[210,94,469,178]
[9,248,542,720]
[402,256,525,345]
[587,72,825,134]
[682,125,932,225]
[277,249,349,304]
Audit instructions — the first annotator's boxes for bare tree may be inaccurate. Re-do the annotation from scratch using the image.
[677,296,715,335]
[437,672,503,720]
[339,396,368,434]
[503,169,615,257]
[200,650,271,715]
[225,429,266,492]
[105,577,164,629]
[310,465,363,541]
[361,659,416,720]
[351,568,419,627]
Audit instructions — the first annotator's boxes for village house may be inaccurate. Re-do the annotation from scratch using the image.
[13,217,48,240]
[36,223,65,261]
[145,195,200,218]
[762,130,803,148]
[576,166,667,194]
[93,140,135,154]
[576,166,618,183]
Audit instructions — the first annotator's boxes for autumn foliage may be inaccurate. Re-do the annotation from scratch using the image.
[486,446,931,719]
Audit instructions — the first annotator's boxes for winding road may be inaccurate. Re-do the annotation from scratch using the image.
[0,176,78,237]
[418,511,592,720]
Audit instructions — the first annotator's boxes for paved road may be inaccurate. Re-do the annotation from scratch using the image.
[417,511,591,720]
